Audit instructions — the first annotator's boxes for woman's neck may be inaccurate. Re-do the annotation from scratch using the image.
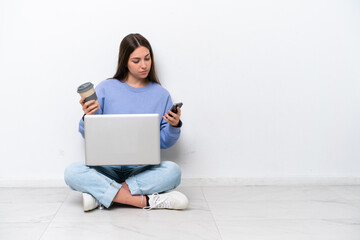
[124,75,149,88]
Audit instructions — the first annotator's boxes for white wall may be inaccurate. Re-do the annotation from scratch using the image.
[1,0,360,186]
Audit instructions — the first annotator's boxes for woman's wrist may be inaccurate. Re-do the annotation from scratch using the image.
[173,120,182,128]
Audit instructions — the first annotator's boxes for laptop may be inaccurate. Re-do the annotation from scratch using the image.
[84,114,161,166]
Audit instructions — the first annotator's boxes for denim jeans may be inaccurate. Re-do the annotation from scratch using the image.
[64,161,181,208]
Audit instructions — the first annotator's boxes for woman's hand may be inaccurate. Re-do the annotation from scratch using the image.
[80,97,100,115]
[163,107,181,127]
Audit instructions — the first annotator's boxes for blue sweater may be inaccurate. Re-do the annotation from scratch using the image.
[79,79,181,149]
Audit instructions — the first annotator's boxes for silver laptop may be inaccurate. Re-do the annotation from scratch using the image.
[84,114,161,166]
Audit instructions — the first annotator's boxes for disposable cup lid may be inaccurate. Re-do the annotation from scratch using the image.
[77,82,94,93]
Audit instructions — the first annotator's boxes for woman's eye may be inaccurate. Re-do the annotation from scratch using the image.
[145,58,151,61]
[132,61,139,64]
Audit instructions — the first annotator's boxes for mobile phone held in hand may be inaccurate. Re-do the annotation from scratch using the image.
[170,102,183,115]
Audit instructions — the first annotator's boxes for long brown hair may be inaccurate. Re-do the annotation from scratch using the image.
[112,33,160,85]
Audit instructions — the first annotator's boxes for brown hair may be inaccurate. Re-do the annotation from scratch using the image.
[112,33,160,85]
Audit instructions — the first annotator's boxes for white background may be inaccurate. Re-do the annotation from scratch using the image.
[1,0,359,186]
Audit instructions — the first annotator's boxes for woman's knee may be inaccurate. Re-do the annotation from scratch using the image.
[161,161,182,187]
[64,162,87,187]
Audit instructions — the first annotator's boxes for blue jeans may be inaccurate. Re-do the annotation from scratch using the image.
[64,161,181,208]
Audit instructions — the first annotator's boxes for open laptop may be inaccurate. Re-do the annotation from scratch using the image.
[84,114,161,166]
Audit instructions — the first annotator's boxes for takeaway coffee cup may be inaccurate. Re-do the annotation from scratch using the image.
[77,82,98,104]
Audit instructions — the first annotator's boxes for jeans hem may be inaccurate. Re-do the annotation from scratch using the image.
[125,177,142,195]
[99,180,122,208]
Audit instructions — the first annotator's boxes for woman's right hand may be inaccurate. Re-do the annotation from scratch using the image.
[80,97,100,115]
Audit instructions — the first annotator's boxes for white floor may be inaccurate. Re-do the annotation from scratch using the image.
[1,185,359,240]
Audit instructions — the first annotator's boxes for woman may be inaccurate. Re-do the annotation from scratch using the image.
[64,33,188,211]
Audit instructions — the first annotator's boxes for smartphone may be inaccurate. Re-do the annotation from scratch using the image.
[170,102,183,115]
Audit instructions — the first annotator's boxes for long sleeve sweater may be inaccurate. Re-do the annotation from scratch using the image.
[78,78,181,149]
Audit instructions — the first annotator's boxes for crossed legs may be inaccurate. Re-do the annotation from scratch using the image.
[64,161,182,208]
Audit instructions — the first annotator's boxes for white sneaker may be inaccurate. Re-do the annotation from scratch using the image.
[146,191,189,210]
[82,193,99,212]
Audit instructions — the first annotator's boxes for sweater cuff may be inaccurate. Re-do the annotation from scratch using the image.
[176,120,183,128]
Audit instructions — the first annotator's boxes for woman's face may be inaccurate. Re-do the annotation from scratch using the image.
[127,46,152,81]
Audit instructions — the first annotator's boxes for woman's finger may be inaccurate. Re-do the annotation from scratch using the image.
[86,103,99,114]
[177,107,181,116]
[79,97,86,105]
[164,113,179,126]
[166,112,176,121]
[162,115,171,124]
[84,100,96,108]
[167,111,178,120]
[88,105,100,115]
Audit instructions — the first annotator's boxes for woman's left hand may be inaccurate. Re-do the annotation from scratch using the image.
[163,107,181,127]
